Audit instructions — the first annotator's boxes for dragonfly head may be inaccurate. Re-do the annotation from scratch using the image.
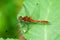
[19,16,23,20]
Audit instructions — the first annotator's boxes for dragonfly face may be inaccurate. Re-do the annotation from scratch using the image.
[19,16,23,20]
[19,16,30,22]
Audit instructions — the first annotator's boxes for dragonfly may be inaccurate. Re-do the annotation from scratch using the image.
[18,16,49,24]
[18,16,49,33]
[18,4,49,33]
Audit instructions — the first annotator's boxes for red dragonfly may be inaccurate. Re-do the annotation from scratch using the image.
[18,16,49,24]
[18,16,49,40]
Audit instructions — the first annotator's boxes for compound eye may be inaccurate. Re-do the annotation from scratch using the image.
[18,16,23,20]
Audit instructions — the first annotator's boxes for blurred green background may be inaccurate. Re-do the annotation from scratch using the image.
[0,0,23,40]
[0,0,60,40]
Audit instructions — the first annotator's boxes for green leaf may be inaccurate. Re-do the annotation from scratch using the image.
[18,0,60,40]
